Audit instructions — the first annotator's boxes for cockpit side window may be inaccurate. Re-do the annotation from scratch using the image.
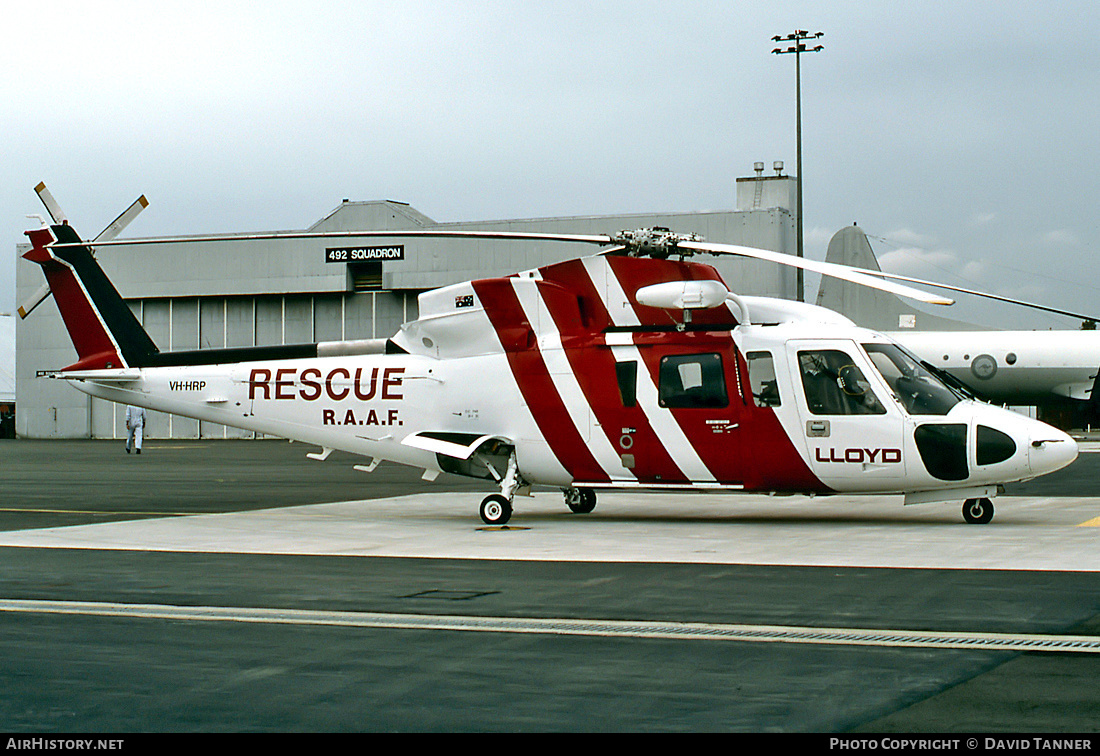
[746,351,781,407]
[797,350,886,415]
[862,343,962,415]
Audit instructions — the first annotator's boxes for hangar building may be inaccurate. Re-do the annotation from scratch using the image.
[15,165,798,439]
[1,314,14,438]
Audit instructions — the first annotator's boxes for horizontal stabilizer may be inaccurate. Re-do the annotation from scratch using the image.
[54,369,142,382]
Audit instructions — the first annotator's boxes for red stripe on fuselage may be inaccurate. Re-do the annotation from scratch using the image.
[539,260,689,483]
[599,256,820,488]
[628,330,748,484]
[472,278,610,483]
[623,328,825,490]
[728,349,829,493]
[597,256,744,483]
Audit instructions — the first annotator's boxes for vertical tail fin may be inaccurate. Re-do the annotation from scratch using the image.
[23,222,160,370]
[816,225,979,331]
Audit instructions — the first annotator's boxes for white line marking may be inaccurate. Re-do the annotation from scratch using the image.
[2,599,1097,653]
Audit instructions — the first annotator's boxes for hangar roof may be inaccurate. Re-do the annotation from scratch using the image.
[309,200,438,231]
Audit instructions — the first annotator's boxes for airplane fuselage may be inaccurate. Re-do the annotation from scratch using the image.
[890,330,1100,405]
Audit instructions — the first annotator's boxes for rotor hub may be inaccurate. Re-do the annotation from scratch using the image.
[612,227,703,259]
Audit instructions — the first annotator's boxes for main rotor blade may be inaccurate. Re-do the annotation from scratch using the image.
[678,240,955,307]
[853,268,1100,323]
[93,195,149,243]
[34,183,67,225]
[17,283,51,319]
[47,229,618,249]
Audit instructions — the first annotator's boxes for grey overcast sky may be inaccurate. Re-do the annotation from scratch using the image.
[3,1,1098,329]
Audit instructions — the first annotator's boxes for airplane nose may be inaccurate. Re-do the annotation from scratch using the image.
[1028,424,1078,476]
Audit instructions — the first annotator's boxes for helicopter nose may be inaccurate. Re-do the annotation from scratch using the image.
[1028,424,1078,476]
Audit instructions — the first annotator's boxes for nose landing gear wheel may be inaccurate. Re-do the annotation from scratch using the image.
[480,494,513,525]
[962,497,994,524]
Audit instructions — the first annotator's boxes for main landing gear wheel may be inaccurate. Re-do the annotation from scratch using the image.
[564,488,597,514]
[480,494,513,525]
[962,497,994,524]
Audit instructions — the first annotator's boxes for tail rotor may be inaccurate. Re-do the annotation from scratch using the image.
[18,184,148,320]
[20,185,158,371]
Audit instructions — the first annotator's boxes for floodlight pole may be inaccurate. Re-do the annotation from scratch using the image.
[772,30,824,302]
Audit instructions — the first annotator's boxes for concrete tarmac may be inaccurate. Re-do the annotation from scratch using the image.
[0,438,1098,733]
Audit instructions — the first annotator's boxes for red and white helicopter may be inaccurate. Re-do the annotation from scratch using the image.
[19,186,1078,525]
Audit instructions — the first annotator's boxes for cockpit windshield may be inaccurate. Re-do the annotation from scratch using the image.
[862,343,963,415]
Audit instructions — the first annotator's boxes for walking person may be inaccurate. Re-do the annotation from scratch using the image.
[125,405,146,454]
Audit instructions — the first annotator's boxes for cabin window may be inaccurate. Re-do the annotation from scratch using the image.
[746,351,781,407]
[615,361,638,407]
[658,353,728,408]
[797,350,886,415]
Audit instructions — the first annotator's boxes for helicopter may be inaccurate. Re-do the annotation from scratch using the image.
[19,186,1078,525]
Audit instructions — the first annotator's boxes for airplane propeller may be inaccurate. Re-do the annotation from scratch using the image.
[18,184,148,319]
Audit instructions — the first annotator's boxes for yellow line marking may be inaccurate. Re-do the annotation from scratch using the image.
[1077,517,1100,527]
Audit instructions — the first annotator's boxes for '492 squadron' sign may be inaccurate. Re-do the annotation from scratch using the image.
[325,245,405,263]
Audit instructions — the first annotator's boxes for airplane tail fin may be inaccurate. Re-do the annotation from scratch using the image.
[816,225,979,331]
[23,221,160,371]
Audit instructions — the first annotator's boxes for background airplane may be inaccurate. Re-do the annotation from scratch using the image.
[816,225,1100,425]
